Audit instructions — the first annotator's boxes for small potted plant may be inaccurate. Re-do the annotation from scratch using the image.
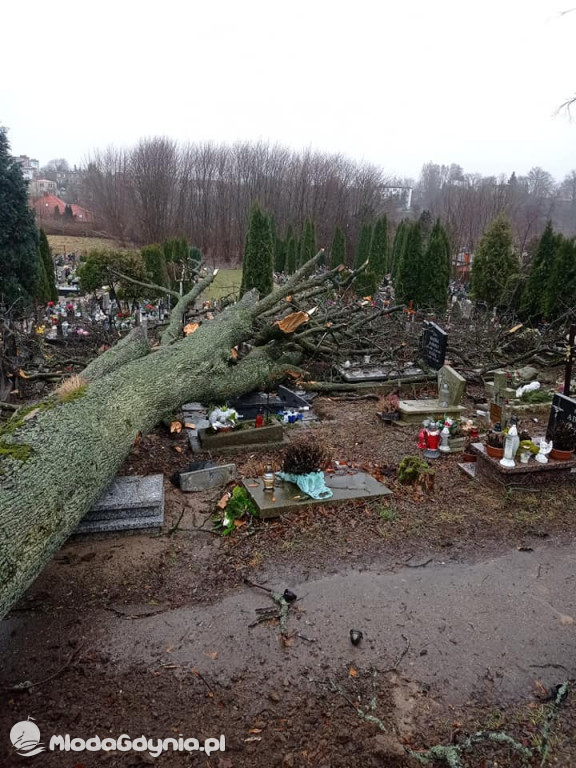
[547,422,576,461]
[485,429,505,459]
[378,392,400,422]
[277,437,333,499]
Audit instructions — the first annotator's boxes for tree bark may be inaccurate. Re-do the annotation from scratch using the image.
[0,255,335,619]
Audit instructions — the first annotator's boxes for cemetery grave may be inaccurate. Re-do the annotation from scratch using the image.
[397,364,467,424]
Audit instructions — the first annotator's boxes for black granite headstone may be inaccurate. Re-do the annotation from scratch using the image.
[546,393,576,441]
[421,322,448,371]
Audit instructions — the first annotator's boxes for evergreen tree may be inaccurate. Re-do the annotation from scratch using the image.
[0,126,40,311]
[544,237,576,320]
[470,216,519,305]
[330,227,346,269]
[355,223,373,269]
[418,209,433,245]
[142,244,170,296]
[274,229,286,273]
[522,222,560,319]
[396,222,424,305]
[299,218,316,268]
[420,220,451,308]
[391,220,408,279]
[38,229,58,302]
[240,203,274,297]
[285,233,297,274]
[369,216,389,280]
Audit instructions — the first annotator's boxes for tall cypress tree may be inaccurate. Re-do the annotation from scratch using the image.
[369,216,389,280]
[330,227,346,269]
[142,244,170,296]
[470,216,519,305]
[355,223,373,269]
[274,232,286,273]
[38,229,58,302]
[391,220,408,279]
[285,234,297,274]
[396,222,424,305]
[420,220,451,308]
[544,236,576,320]
[0,126,41,311]
[522,222,560,320]
[299,218,316,268]
[240,203,274,297]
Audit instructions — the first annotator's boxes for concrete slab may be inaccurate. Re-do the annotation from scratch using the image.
[179,462,236,492]
[243,471,393,519]
[199,421,284,451]
[398,400,466,424]
[76,474,164,534]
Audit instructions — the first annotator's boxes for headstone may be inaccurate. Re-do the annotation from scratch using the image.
[486,370,515,425]
[76,474,164,534]
[437,365,466,407]
[397,364,466,424]
[179,462,236,492]
[546,393,576,441]
[421,322,448,370]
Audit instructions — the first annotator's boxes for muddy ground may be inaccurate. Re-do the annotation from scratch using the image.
[1,392,576,767]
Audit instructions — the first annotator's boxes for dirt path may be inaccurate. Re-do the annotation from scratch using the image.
[1,541,575,766]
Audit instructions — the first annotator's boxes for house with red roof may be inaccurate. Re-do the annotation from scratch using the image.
[31,193,94,224]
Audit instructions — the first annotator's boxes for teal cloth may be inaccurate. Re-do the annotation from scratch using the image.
[277,470,333,499]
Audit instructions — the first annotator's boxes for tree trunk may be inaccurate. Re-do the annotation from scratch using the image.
[0,291,297,619]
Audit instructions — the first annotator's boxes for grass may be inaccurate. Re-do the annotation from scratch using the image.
[47,234,121,255]
[206,268,242,301]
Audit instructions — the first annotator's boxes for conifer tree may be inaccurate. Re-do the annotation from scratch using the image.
[544,236,576,320]
[285,235,297,274]
[391,221,408,279]
[355,223,373,269]
[38,229,58,302]
[418,209,433,245]
[330,227,346,269]
[420,220,451,308]
[470,216,519,305]
[240,203,274,297]
[274,232,286,273]
[369,216,389,280]
[522,222,560,319]
[142,244,170,296]
[395,222,424,305]
[299,218,316,268]
[0,126,41,310]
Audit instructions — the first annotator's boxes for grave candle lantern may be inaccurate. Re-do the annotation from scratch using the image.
[500,424,519,468]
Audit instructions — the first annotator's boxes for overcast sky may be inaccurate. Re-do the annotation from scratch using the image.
[1,0,574,182]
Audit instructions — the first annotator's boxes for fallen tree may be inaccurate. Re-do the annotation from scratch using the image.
[0,252,374,619]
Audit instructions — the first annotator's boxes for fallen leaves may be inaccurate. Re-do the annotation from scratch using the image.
[205,651,218,660]
[170,420,182,434]
[183,322,199,336]
[349,667,358,677]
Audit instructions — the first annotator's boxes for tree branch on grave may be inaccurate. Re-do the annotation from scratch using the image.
[0,259,328,619]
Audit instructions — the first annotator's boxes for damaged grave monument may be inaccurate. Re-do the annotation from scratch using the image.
[398,365,466,424]
[76,475,164,534]
[182,386,315,454]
